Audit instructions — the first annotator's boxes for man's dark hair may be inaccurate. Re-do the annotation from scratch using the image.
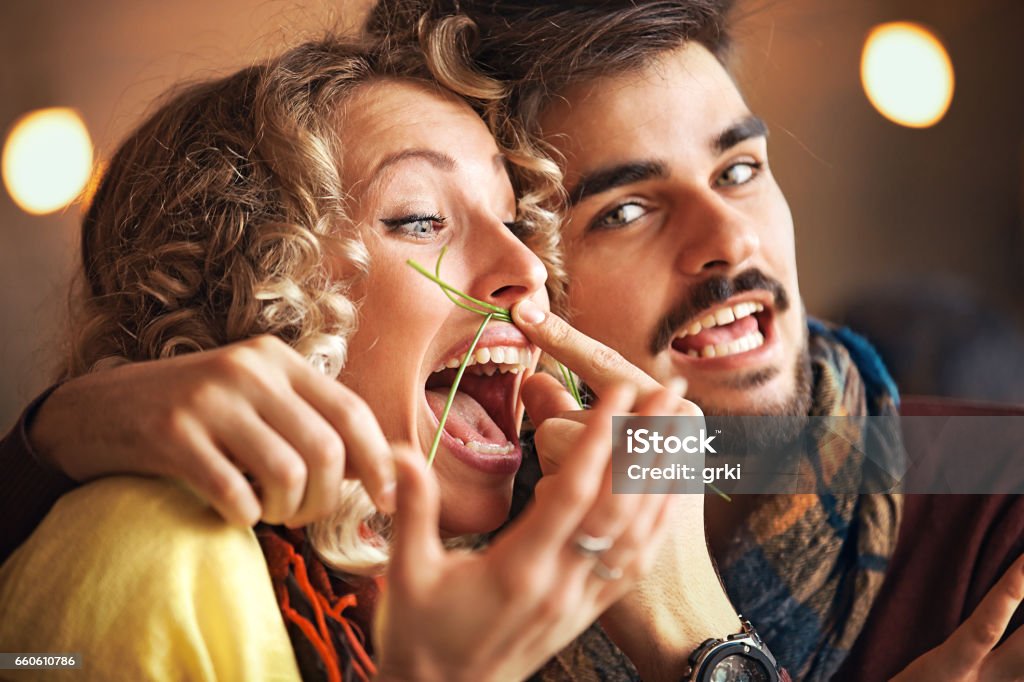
[366,1,735,128]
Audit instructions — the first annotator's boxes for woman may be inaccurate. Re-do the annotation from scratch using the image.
[0,23,683,682]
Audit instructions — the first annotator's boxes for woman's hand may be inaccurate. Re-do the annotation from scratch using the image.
[30,335,396,526]
[892,553,1024,681]
[374,384,680,682]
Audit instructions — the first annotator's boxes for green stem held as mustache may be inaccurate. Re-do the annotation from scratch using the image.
[407,247,584,467]
[407,249,729,501]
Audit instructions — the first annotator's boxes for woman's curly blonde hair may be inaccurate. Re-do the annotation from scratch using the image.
[67,21,565,576]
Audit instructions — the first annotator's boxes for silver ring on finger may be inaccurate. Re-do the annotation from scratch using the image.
[571,531,614,558]
[591,559,623,581]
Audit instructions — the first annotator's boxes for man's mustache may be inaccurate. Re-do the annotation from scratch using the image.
[650,269,791,354]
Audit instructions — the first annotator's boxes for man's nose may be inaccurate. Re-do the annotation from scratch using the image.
[673,192,760,275]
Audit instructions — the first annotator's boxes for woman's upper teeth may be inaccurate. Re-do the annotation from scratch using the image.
[433,345,531,375]
[678,301,764,338]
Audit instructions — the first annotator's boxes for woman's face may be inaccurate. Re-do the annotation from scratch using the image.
[338,80,548,535]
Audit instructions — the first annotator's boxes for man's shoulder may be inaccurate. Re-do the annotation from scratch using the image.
[899,493,1024,558]
[838,493,1024,680]
[900,395,1024,417]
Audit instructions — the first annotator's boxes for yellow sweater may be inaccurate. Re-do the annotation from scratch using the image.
[0,476,301,681]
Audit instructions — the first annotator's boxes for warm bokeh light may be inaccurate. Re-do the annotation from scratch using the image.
[79,159,106,213]
[2,107,94,215]
[861,22,955,128]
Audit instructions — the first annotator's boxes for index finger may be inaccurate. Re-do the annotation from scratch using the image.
[388,445,444,586]
[513,300,663,398]
[494,384,637,562]
[946,553,1024,663]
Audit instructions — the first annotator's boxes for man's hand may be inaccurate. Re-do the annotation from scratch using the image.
[30,335,396,527]
[893,553,1024,681]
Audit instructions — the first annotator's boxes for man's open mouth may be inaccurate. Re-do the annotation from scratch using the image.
[670,299,771,359]
[424,344,531,470]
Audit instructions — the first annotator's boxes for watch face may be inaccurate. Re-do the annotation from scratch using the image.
[708,652,771,682]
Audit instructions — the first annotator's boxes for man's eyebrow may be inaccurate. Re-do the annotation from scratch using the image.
[568,160,669,206]
[714,115,769,154]
[371,148,456,179]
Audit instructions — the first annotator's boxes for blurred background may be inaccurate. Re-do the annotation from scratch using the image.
[1,0,1022,430]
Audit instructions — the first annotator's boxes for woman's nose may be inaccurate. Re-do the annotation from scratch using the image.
[466,220,549,310]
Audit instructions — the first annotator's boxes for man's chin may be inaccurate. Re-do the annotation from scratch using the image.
[686,352,813,418]
[683,353,813,452]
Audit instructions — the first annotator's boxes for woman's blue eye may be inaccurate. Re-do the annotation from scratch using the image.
[381,214,447,239]
[405,218,435,237]
[715,161,761,187]
[591,202,648,231]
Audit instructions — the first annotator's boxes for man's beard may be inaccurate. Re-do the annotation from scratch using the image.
[696,334,813,452]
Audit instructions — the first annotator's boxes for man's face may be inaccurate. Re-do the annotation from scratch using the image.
[539,43,809,416]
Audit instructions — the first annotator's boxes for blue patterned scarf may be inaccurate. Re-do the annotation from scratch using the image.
[532,320,903,681]
[715,320,902,680]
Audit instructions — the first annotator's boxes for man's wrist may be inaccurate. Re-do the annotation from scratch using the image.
[684,617,781,682]
[601,537,741,682]
[21,382,69,470]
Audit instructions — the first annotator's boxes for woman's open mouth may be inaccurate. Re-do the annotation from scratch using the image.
[424,341,533,475]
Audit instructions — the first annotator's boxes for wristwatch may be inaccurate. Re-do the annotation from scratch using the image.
[684,617,781,682]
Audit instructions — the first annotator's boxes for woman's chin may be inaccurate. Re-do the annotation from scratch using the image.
[438,485,514,536]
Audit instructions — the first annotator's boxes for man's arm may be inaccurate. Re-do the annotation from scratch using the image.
[1,336,399,563]
[0,384,78,563]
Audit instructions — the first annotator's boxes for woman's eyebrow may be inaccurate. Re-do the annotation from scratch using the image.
[371,148,457,179]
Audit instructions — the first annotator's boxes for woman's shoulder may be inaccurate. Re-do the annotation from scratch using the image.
[0,476,300,681]
[43,475,252,553]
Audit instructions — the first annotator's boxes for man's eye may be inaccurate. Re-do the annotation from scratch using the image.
[380,214,447,239]
[591,202,648,230]
[715,161,762,188]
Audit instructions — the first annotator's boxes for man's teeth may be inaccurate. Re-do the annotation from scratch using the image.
[450,437,515,455]
[433,345,532,375]
[680,301,765,338]
[685,330,765,359]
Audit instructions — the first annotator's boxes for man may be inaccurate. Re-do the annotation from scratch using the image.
[2,1,1021,680]
[365,2,1022,679]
